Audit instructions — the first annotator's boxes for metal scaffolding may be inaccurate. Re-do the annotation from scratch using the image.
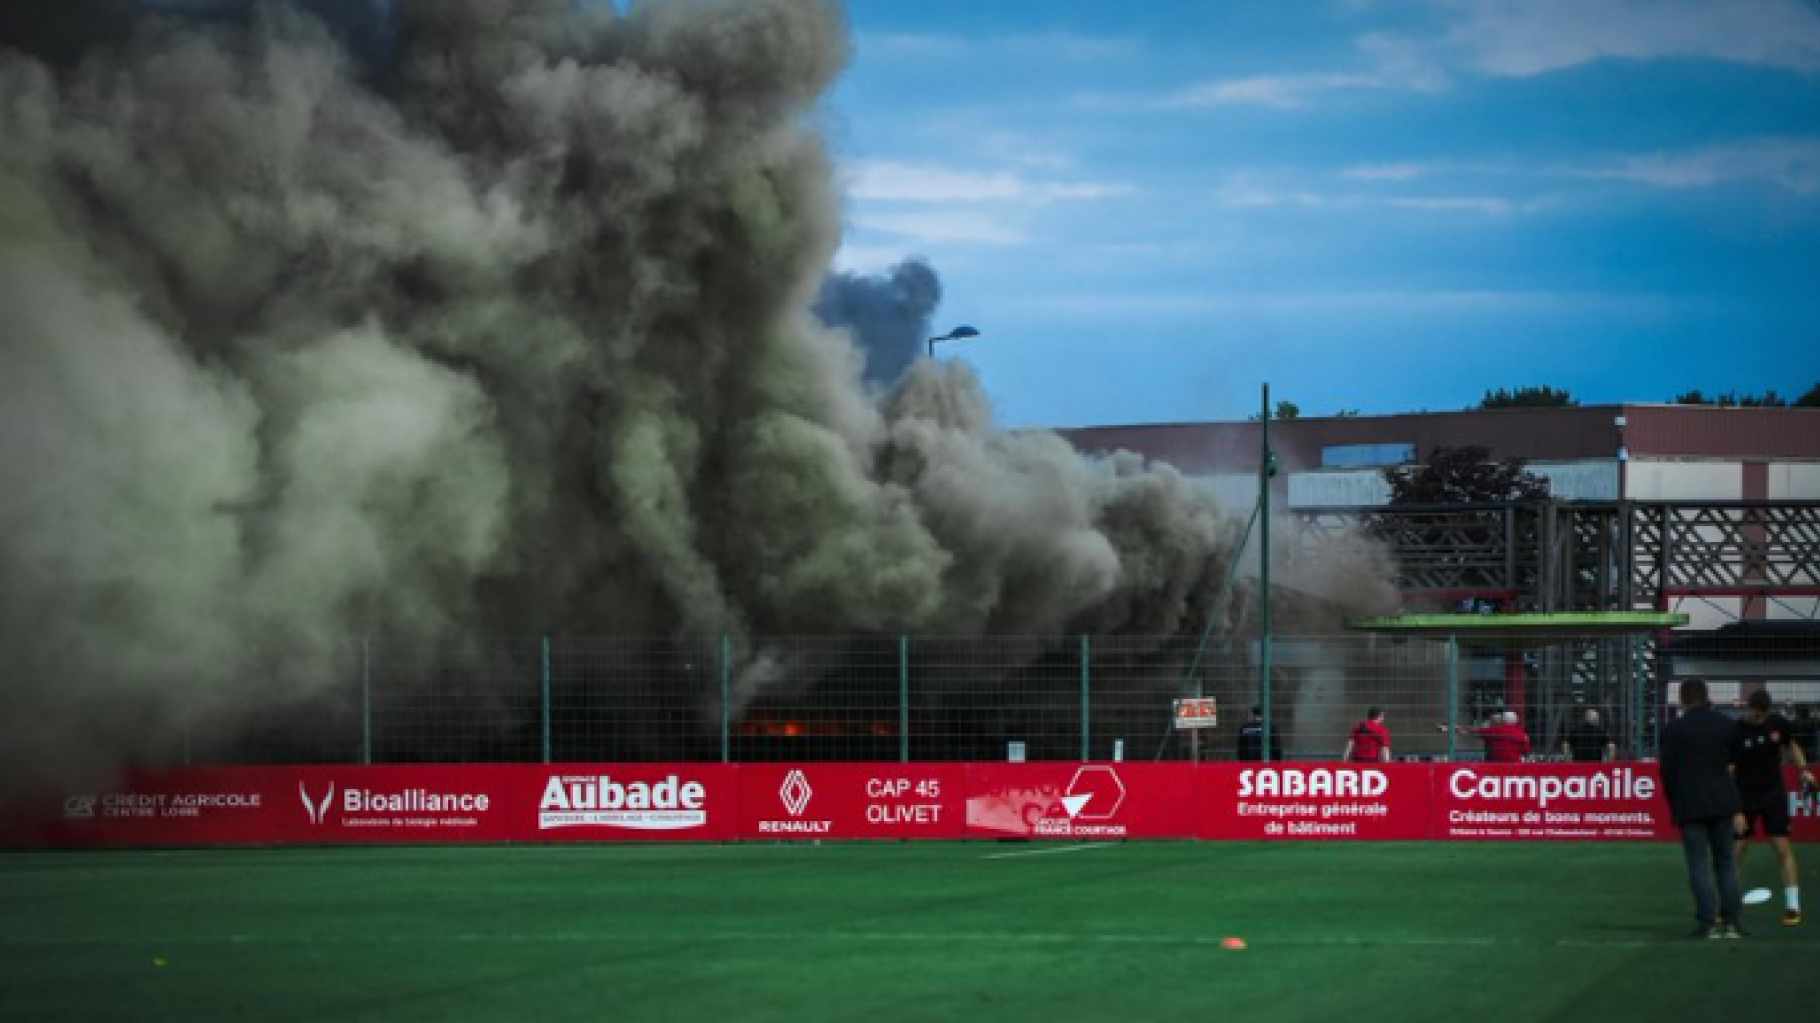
[1294,499,1820,753]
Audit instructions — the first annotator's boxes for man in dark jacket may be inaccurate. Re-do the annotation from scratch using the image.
[1659,679,1744,938]
[1561,708,1616,762]
[1237,707,1266,762]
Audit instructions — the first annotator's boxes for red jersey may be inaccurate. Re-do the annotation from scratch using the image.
[1475,723,1531,763]
[1348,719,1390,762]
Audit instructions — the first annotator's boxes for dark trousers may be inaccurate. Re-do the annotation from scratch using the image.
[1678,815,1741,927]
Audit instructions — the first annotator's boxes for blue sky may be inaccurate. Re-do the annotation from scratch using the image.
[823,0,1820,427]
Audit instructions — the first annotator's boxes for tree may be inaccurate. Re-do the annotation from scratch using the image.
[1478,386,1576,409]
[1383,445,1551,505]
[1799,383,1820,408]
[1674,389,1791,407]
[1247,400,1301,421]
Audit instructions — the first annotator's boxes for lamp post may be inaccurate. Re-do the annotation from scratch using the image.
[925,324,981,358]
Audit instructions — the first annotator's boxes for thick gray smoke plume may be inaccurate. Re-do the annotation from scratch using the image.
[814,258,940,388]
[0,0,1394,790]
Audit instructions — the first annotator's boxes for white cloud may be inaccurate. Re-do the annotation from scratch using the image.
[1084,240,1209,259]
[845,161,1132,204]
[1385,195,1517,215]
[1441,0,1820,76]
[855,32,959,57]
[1007,32,1140,61]
[1214,178,1335,208]
[1354,31,1453,91]
[996,287,1664,319]
[1215,173,1532,216]
[857,31,1137,62]
[1148,48,1446,110]
[1077,28,1445,111]
[851,211,1026,245]
[1338,139,1820,198]
[972,134,1080,172]
[1161,72,1379,109]
[1342,162,1432,181]
[1577,137,1820,193]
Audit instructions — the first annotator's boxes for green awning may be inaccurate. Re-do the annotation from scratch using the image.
[1346,612,1689,643]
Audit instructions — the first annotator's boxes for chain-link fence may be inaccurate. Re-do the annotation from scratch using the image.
[176,632,1820,766]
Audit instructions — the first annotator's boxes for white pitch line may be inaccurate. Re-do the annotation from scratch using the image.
[983,843,1121,860]
[8,931,1813,950]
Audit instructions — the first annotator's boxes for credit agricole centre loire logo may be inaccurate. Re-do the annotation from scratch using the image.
[538,773,708,830]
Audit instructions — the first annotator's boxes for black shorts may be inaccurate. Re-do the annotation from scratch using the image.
[1737,790,1790,839]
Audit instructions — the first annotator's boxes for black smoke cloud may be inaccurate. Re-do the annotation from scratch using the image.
[0,0,1394,790]
[814,258,941,388]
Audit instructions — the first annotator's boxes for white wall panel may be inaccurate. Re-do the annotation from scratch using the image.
[1768,463,1820,499]
[1624,460,1741,500]
[1530,461,1620,500]
[1287,470,1389,508]
[1283,460,1620,507]
[1667,598,1743,631]
[1768,598,1820,621]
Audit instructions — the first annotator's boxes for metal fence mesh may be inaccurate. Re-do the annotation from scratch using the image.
[167,633,1819,766]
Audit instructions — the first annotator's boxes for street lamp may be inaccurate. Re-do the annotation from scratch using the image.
[925,324,981,359]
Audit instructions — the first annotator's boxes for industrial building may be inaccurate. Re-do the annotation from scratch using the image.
[1061,404,1820,751]
[1061,403,1820,626]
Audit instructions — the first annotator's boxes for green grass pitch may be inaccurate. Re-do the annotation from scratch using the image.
[2,841,1814,1022]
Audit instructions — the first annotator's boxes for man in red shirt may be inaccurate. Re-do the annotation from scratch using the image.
[1455,711,1531,763]
[1342,707,1391,762]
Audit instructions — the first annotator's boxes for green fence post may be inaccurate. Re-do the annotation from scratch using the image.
[361,636,372,766]
[1259,383,1274,761]
[540,636,552,764]
[1080,634,1091,761]
[899,635,910,764]
[720,634,731,764]
[1638,633,1652,760]
[1445,633,1459,761]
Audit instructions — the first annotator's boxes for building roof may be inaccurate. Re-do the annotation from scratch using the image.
[1056,404,1820,475]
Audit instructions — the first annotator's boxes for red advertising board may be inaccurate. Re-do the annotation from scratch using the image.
[4,765,523,845]
[4,764,741,845]
[6,766,317,846]
[531,764,739,841]
[4,762,1815,846]
[964,763,1200,839]
[1785,768,1820,842]
[736,764,964,839]
[1431,763,1670,841]
[1198,763,1433,840]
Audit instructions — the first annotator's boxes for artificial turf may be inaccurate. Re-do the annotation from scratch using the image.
[1,841,1813,1022]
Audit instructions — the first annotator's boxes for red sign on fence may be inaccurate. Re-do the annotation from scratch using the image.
[5,765,520,845]
[964,763,1200,839]
[1431,763,1670,841]
[287,765,520,841]
[3,764,742,845]
[4,762,1816,846]
[529,764,739,841]
[12,766,291,845]
[1198,763,1433,840]
[736,764,964,839]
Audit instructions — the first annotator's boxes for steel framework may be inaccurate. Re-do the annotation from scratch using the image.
[1294,500,1820,752]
